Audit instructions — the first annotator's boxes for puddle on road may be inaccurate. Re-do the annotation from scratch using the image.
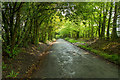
[56,51,76,78]
[52,40,92,78]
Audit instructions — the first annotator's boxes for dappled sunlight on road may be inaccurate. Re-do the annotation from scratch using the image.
[54,42,61,44]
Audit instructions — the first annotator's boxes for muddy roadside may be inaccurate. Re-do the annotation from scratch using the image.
[2,41,55,78]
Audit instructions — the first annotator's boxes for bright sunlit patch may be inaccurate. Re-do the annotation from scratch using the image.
[37,51,40,53]
[30,53,35,55]
[73,53,76,56]
[40,54,43,56]
[42,52,45,54]
[54,42,61,44]
[84,52,89,54]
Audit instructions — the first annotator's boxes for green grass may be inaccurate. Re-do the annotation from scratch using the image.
[79,44,119,64]
[2,62,7,70]
[65,38,120,65]
[68,39,78,43]
[6,70,19,78]
[65,37,78,43]
[64,37,70,41]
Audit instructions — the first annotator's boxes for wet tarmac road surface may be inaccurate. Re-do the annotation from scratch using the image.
[31,39,119,78]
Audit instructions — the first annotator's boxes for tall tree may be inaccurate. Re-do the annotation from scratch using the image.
[107,2,113,40]
[100,3,108,39]
[111,2,118,39]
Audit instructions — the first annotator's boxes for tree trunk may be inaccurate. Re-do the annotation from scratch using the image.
[100,3,108,39]
[77,31,79,38]
[98,10,102,38]
[111,2,118,40]
[91,25,94,38]
[2,11,10,45]
[107,2,113,40]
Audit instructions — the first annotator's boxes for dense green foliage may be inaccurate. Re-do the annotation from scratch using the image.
[2,2,62,57]
[2,2,120,58]
[59,2,120,40]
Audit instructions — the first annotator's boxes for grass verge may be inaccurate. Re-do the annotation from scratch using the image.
[78,45,119,65]
[65,37,78,43]
[65,38,120,65]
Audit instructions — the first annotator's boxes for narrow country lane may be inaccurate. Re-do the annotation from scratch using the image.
[31,39,119,78]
